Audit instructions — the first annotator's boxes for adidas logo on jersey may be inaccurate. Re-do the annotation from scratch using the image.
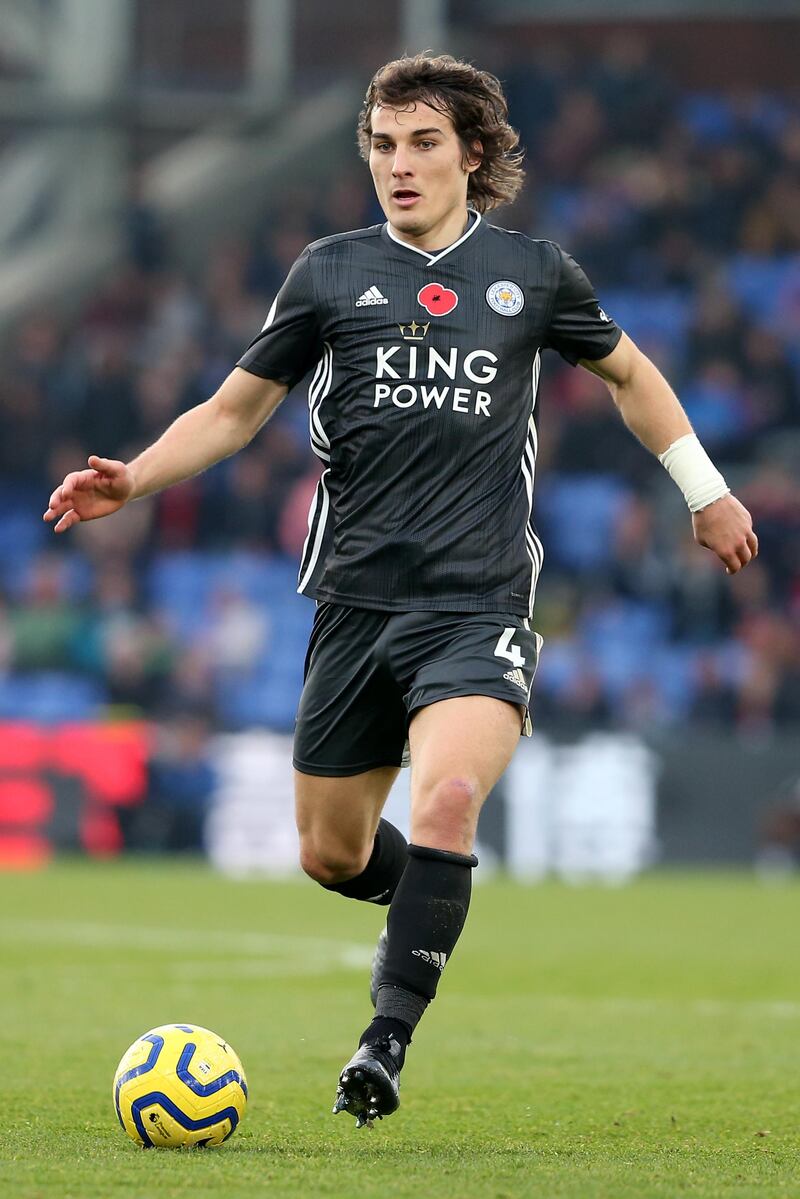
[412,949,448,971]
[356,286,389,306]
[503,667,528,692]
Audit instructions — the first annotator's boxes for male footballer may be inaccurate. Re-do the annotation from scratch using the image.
[45,54,758,1129]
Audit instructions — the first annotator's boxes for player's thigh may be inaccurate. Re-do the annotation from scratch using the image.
[407,695,522,853]
[294,765,399,870]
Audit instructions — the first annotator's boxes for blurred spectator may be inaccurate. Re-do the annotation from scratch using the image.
[9,556,83,671]
[125,173,168,275]
[74,332,141,458]
[207,586,269,673]
[690,650,740,727]
[589,33,673,146]
[610,495,671,605]
[130,713,216,853]
[278,467,324,557]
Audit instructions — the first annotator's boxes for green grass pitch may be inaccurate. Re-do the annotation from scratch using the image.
[1,861,799,1198]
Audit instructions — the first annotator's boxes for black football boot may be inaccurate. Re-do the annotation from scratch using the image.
[332,1034,403,1129]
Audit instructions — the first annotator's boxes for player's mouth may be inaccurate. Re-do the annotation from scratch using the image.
[392,189,421,208]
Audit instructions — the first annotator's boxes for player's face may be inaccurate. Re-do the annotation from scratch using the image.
[368,102,479,245]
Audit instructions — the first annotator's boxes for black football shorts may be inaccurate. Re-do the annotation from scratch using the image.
[293,603,543,777]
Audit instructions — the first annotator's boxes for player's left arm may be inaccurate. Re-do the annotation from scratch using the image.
[580,331,758,575]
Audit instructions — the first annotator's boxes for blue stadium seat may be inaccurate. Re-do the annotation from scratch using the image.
[0,673,105,722]
[1,549,95,602]
[216,672,300,732]
[0,486,51,587]
[222,552,298,604]
[147,552,306,646]
[600,290,690,348]
[678,93,736,142]
[533,637,583,696]
[536,475,633,572]
[579,599,669,700]
[646,645,699,721]
[726,255,798,325]
[147,552,221,609]
[0,512,47,574]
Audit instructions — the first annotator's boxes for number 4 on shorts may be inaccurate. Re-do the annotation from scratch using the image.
[493,627,526,668]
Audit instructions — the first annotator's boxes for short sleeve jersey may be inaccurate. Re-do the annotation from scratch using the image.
[237,214,621,617]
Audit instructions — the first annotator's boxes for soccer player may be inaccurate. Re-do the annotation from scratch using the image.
[45,54,758,1129]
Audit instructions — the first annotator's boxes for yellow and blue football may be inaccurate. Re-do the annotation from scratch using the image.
[113,1024,247,1148]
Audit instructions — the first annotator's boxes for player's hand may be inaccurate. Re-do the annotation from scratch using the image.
[43,456,136,534]
[692,493,758,575]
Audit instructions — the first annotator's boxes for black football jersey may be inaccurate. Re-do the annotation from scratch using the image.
[237,213,621,617]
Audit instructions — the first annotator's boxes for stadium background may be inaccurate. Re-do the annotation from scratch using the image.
[0,0,798,875]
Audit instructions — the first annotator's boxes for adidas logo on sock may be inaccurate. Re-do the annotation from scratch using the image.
[503,667,528,692]
[356,285,389,306]
[412,949,447,971]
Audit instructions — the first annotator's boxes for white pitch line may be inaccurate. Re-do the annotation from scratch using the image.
[174,955,369,980]
[0,918,373,968]
[501,993,800,1020]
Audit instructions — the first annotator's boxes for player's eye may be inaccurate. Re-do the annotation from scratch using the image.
[374,142,393,152]
[417,140,436,150]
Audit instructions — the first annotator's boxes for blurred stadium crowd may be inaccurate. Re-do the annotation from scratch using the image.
[2,36,799,767]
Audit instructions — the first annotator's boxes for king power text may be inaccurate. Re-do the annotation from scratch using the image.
[372,345,498,416]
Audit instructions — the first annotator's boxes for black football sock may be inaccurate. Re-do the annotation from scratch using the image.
[358,1015,411,1068]
[364,843,478,1042]
[321,818,408,905]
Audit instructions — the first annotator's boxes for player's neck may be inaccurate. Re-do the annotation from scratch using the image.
[388,207,472,254]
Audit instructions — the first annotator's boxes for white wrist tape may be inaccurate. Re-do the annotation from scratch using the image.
[658,433,730,513]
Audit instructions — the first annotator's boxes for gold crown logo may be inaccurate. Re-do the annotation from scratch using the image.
[397,320,430,341]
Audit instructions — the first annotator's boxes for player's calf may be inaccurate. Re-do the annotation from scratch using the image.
[309,817,408,905]
[372,842,477,1020]
[299,841,371,886]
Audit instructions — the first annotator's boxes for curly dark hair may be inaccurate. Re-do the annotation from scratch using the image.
[357,53,525,213]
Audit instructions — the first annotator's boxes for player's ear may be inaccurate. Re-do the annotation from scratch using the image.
[464,140,482,174]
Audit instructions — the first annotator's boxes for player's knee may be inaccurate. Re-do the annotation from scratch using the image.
[299,838,370,886]
[413,775,481,849]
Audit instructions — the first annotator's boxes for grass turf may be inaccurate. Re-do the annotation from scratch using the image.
[1,861,799,1198]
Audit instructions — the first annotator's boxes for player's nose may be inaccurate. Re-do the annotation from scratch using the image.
[391,148,413,176]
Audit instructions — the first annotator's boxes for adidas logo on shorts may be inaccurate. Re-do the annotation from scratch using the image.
[503,667,528,692]
[356,285,389,306]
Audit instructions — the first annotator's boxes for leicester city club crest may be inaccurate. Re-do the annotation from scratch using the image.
[486,280,525,317]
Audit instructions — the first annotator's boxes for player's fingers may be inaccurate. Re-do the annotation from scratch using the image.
[45,497,76,520]
[45,482,80,517]
[63,467,102,498]
[724,539,754,573]
[45,463,114,521]
[87,455,117,474]
[44,485,63,517]
[746,530,759,558]
[54,509,80,534]
[60,470,87,500]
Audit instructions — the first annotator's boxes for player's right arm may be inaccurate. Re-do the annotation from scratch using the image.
[44,368,287,534]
